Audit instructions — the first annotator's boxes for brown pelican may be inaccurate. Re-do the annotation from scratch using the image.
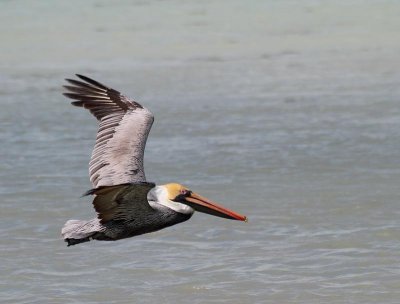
[61,75,247,246]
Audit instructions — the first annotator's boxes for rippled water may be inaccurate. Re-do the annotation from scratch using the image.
[1,1,400,303]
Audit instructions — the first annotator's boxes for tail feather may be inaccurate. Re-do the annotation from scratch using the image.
[61,219,102,246]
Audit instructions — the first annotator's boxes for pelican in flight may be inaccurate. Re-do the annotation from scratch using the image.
[61,75,247,246]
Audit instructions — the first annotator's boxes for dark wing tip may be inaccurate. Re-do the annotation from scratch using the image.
[63,92,78,101]
[63,92,78,98]
[63,74,148,114]
[62,93,88,103]
[75,74,109,90]
[71,101,84,107]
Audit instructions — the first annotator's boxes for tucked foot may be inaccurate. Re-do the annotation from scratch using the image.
[65,237,91,247]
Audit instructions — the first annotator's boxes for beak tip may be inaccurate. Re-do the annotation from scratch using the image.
[243,216,248,223]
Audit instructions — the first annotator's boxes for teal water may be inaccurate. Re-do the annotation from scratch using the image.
[1,1,400,303]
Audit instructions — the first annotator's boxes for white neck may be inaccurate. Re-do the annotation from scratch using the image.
[147,186,194,215]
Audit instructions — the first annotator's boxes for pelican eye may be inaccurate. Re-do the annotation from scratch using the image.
[180,189,191,196]
[174,189,191,201]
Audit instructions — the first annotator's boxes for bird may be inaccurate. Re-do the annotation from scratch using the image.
[61,74,247,246]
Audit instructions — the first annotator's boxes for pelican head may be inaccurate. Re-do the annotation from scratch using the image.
[148,183,247,221]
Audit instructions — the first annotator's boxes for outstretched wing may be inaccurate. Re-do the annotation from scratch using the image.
[63,74,154,187]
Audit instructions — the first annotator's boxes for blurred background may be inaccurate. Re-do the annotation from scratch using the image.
[1,1,400,303]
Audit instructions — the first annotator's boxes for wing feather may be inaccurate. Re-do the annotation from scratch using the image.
[87,183,155,224]
[63,74,154,187]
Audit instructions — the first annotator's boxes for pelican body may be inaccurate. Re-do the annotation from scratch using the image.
[61,75,247,246]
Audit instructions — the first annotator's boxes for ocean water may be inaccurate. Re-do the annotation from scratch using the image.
[1,1,400,303]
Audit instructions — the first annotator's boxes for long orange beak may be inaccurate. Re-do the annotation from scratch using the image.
[184,192,247,221]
